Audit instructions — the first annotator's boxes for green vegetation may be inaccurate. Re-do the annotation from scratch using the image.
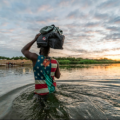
[1,56,120,64]
[58,60,71,64]
[53,57,120,64]
[0,56,28,60]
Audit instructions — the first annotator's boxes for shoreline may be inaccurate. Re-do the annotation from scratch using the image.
[0,60,120,67]
[0,60,32,66]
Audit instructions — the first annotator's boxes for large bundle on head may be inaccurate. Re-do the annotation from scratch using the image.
[37,25,65,49]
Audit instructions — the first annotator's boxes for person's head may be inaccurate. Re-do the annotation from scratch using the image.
[39,46,50,56]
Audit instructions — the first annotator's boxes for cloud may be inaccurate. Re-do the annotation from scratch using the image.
[109,16,120,24]
[97,0,120,9]
[0,0,120,59]
[67,9,87,19]
[104,33,120,40]
[94,12,110,20]
[84,22,100,28]
[0,46,23,57]
[106,26,120,31]
[38,5,53,12]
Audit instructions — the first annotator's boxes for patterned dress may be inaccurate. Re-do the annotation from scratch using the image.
[33,55,57,95]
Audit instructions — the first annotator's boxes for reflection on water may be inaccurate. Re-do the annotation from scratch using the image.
[59,64,120,80]
[0,66,32,77]
[0,64,120,119]
[0,66,34,96]
[1,64,120,80]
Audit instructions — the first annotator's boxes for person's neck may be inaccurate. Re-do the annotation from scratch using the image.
[40,53,49,57]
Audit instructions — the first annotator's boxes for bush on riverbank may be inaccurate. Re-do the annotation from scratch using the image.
[1,56,120,65]
[57,58,120,64]
[0,56,28,60]
[58,60,71,64]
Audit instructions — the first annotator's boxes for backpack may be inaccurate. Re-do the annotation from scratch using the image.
[37,25,65,49]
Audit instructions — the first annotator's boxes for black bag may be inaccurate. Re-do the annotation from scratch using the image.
[37,32,50,48]
[48,32,65,49]
[37,25,65,49]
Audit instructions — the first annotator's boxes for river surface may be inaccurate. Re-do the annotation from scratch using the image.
[0,64,120,120]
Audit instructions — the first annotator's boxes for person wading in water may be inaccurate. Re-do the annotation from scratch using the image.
[21,33,61,107]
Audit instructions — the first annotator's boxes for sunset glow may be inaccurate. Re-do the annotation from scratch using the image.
[0,0,120,60]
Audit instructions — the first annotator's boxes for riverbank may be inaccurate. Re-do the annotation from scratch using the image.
[1,59,120,67]
[1,56,120,66]
[0,60,32,66]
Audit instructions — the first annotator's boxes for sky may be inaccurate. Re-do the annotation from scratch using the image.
[0,0,120,59]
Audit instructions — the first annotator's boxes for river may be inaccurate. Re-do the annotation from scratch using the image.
[0,64,120,120]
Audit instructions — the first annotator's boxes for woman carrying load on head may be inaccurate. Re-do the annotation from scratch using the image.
[21,33,61,106]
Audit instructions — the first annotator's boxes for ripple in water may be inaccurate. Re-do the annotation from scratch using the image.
[4,83,120,120]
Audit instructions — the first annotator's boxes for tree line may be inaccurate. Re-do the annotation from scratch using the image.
[0,56,120,64]
[0,56,28,60]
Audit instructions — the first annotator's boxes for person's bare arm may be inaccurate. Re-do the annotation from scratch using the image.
[21,33,40,61]
[55,61,61,79]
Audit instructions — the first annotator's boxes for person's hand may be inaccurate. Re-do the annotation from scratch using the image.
[34,33,41,41]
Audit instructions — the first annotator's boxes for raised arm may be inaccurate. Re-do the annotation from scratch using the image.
[21,33,40,61]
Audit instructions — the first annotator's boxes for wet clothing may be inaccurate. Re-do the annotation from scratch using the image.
[33,55,57,95]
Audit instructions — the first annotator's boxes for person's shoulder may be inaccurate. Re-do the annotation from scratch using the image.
[50,57,58,63]
[50,57,55,60]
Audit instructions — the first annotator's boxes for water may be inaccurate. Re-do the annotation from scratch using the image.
[0,64,120,119]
